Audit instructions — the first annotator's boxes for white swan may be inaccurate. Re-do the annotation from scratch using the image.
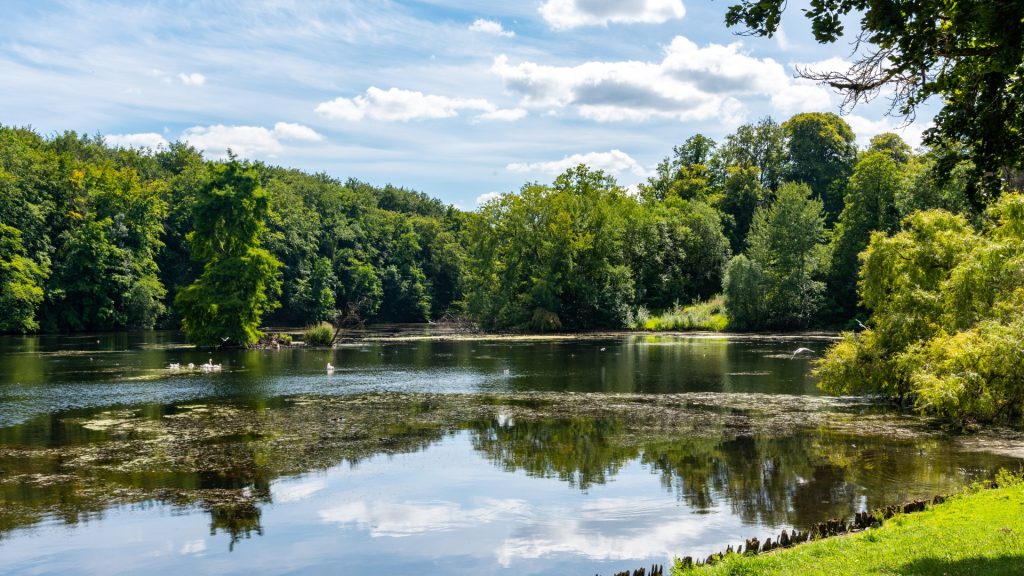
[327,362,335,374]
[168,363,181,370]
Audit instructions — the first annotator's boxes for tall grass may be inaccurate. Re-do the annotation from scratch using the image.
[632,296,729,332]
[302,322,335,346]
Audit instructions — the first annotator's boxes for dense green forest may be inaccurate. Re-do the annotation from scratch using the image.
[2,109,1022,423]
[0,126,466,341]
[0,113,982,339]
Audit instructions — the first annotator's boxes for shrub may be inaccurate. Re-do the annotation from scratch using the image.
[302,322,335,347]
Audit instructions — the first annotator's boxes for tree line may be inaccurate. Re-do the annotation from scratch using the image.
[0,127,465,343]
[0,112,980,340]
[3,111,1021,422]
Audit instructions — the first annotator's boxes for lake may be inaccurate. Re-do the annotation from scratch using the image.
[1,330,1020,575]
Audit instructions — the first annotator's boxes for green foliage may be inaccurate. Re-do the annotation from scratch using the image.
[302,322,335,347]
[827,150,906,318]
[269,332,292,345]
[640,134,718,202]
[726,0,1024,206]
[465,166,635,331]
[673,480,1024,575]
[634,297,729,332]
[726,182,828,329]
[818,194,1024,423]
[293,257,337,324]
[783,113,857,223]
[176,160,282,346]
[712,117,788,192]
[46,164,167,330]
[1,113,1006,343]
[723,255,765,330]
[868,133,913,165]
[0,224,45,333]
[718,164,766,253]
[908,320,1024,423]
[627,199,731,310]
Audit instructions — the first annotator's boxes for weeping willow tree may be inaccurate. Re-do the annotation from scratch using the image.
[817,194,1024,424]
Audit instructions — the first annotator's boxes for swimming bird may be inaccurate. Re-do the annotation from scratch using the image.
[168,363,180,370]
[201,358,222,371]
[791,347,814,358]
[187,363,195,369]
[327,362,335,374]
[600,347,607,352]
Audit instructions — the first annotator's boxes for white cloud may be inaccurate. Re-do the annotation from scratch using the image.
[491,36,829,124]
[319,498,527,537]
[272,479,326,503]
[774,26,790,51]
[507,149,648,179]
[495,499,744,567]
[475,108,528,122]
[469,18,514,38]
[770,79,832,115]
[845,114,929,149]
[179,539,206,555]
[316,87,497,122]
[105,132,169,150]
[148,68,174,84]
[271,121,324,141]
[476,191,502,205]
[540,0,685,29]
[794,57,853,77]
[178,72,206,86]
[181,122,323,158]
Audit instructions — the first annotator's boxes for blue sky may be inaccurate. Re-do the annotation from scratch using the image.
[1,0,933,208]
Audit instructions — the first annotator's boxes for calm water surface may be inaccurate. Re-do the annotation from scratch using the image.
[0,330,1018,575]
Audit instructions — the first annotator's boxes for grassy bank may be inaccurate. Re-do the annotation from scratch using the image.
[674,473,1024,576]
[633,297,729,332]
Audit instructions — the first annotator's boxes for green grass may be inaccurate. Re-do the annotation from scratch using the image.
[302,322,335,346]
[635,297,729,332]
[674,474,1024,576]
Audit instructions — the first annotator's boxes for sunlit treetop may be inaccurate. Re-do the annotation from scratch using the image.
[726,0,1024,206]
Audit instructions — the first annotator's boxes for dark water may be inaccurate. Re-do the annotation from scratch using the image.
[0,330,826,425]
[0,330,1018,575]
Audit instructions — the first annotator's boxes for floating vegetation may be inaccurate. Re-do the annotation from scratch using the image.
[1,391,1022,543]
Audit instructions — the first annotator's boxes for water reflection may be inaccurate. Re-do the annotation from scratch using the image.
[0,331,830,424]
[1,399,1018,573]
[0,331,1020,574]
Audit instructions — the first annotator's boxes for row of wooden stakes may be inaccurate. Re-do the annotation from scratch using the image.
[606,493,950,575]
[610,564,663,576]
[675,495,944,569]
